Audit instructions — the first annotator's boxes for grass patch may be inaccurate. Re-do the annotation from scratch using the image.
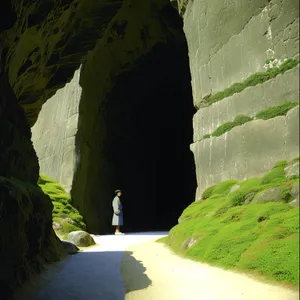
[38,174,86,234]
[164,158,300,285]
[203,58,299,106]
[202,102,298,140]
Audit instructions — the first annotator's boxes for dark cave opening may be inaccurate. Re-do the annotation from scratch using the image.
[104,42,196,232]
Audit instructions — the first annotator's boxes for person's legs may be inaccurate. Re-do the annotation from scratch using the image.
[116,226,120,232]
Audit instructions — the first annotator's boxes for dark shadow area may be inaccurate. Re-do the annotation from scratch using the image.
[104,41,196,233]
[9,250,150,300]
[71,4,196,234]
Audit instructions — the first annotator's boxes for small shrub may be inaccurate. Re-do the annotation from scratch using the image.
[255,102,298,120]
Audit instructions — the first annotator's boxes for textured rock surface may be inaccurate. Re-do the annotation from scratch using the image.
[67,231,96,247]
[250,187,286,204]
[284,162,300,179]
[182,0,299,108]
[178,0,299,199]
[61,240,80,255]
[0,63,63,298]
[32,67,82,193]
[191,106,299,198]
[193,67,299,142]
[1,0,122,126]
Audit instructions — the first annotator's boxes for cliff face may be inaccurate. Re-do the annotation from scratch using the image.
[179,0,299,199]
[0,61,63,298]
[31,67,82,193]
[2,0,122,126]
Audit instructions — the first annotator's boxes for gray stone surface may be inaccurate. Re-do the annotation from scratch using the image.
[250,187,286,204]
[182,0,299,108]
[67,231,96,247]
[193,67,299,141]
[291,181,299,199]
[289,196,299,207]
[61,240,80,255]
[284,162,300,179]
[191,106,299,199]
[31,67,82,193]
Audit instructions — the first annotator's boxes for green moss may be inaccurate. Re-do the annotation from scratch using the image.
[261,164,287,185]
[202,185,217,199]
[211,115,253,137]
[255,102,298,120]
[203,102,298,140]
[38,174,86,233]
[202,134,211,139]
[164,158,300,285]
[203,59,299,106]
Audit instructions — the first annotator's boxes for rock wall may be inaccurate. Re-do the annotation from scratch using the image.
[71,0,195,233]
[31,67,82,193]
[179,0,299,198]
[0,60,63,299]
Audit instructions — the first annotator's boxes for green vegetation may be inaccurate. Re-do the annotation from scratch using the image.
[255,102,299,120]
[211,115,252,137]
[38,174,86,235]
[162,158,300,285]
[203,102,298,140]
[203,58,298,106]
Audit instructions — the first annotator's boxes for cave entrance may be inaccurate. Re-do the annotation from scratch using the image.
[104,41,196,233]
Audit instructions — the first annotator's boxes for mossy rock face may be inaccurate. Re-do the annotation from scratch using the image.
[0,177,64,299]
[67,231,96,247]
[284,162,300,179]
[164,158,300,285]
[250,187,288,204]
[38,174,86,235]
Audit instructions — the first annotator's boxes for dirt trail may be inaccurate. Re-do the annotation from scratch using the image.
[121,238,299,300]
[9,232,298,300]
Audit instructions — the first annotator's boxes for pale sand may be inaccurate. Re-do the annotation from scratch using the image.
[121,239,299,300]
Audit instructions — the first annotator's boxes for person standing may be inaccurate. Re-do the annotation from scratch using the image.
[112,189,124,235]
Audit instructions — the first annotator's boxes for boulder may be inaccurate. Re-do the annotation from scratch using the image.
[250,187,286,204]
[244,192,256,204]
[289,195,299,208]
[67,231,96,247]
[61,240,80,255]
[291,181,299,199]
[284,162,299,179]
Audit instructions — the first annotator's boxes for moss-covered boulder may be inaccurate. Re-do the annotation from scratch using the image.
[0,177,64,298]
[163,158,300,286]
[38,174,86,236]
[67,231,96,247]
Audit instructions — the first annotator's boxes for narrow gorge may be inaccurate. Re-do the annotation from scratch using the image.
[0,0,299,298]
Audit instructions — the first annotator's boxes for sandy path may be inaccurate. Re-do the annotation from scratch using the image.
[121,239,299,300]
[10,232,167,300]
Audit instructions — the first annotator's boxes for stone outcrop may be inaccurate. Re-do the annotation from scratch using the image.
[67,231,96,247]
[0,63,63,298]
[30,1,196,233]
[2,0,122,126]
[32,68,82,193]
[177,0,299,199]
